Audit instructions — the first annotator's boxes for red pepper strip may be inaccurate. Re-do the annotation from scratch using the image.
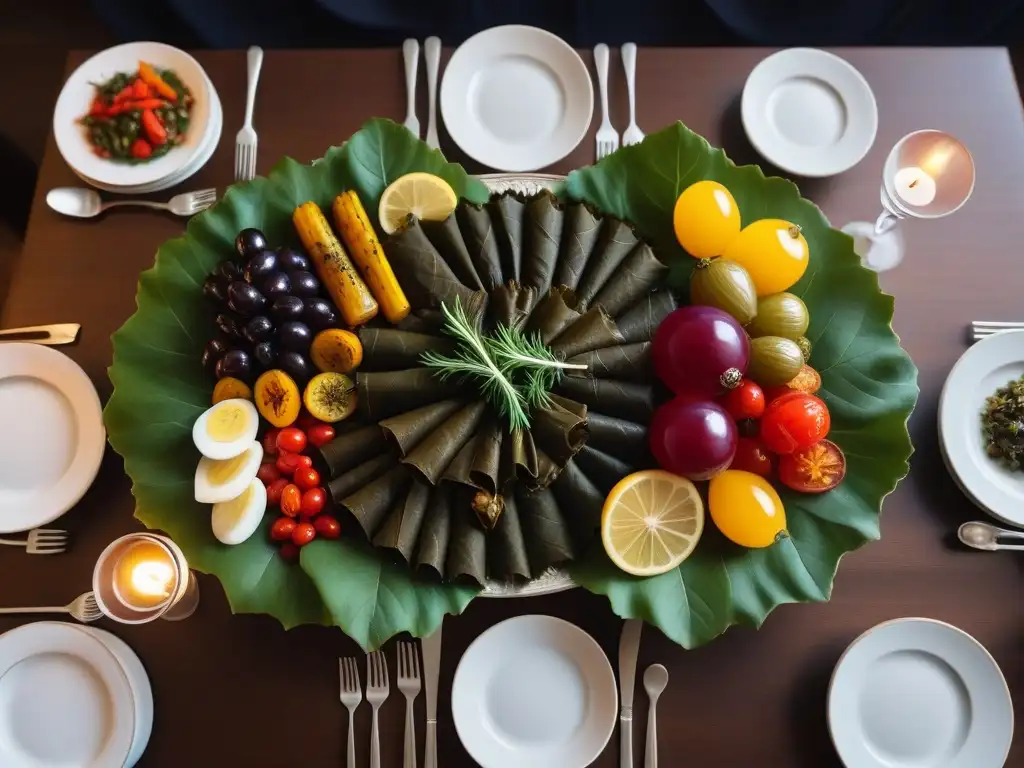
[106,99,169,117]
[112,85,134,104]
[130,138,152,159]
[141,109,167,146]
[132,78,151,99]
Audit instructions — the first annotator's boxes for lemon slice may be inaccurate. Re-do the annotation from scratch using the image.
[601,470,704,576]
[378,172,457,234]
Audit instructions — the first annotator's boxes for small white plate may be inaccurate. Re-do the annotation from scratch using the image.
[828,618,1013,768]
[0,622,135,768]
[741,48,877,177]
[76,626,153,768]
[0,344,105,533]
[939,330,1024,528]
[452,615,617,768]
[441,25,594,172]
[54,41,212,188]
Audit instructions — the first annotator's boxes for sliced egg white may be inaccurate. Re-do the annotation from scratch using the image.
[193,398,259,460]
[195,441,263,504]
[211,477,267,545]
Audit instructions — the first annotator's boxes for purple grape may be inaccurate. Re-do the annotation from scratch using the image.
[227,282,266,317]
[271,295,305,322]
[202,338,229,374]
[243,315,274,344]
[235,229,268,260]
[303,298,337,330]
[652,306,749,398]
[261,272,292,299]
[253,340,278,369]
[289,271,320,298]
[244,250,278,284]
[276,247,311,272]
[649,398,737,481]
[215,349,253,381]
[279,351,311,383]
[279,321,312,351]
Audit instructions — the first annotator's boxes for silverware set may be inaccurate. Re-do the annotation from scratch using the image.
[234,45,264,181]
[0,528,69,555]
[618,620,668,767]
[969,320,1024,343]
[402,37,442,149]
[340,630,437,768]
[0,591,101,623]
[595,42,645,161]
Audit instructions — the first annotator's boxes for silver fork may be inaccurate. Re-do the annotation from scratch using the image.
[594,43,619,161]
[402,39,420,138]
[970,320,1024,342]
[367,651,390,768]
[0,528,69,555]
[339,658,362,768]
[424,37,442,149]
[0,592,101,623]
[234,46,264,181]
[397,641,422,768]
[621,43,644,147]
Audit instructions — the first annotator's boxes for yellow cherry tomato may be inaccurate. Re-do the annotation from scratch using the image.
[722,219,809,296]
[708,469,787,548]
[673,181,741,259]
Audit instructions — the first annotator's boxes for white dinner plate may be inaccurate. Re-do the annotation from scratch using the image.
[73,76,223,195]
[452,615,617,768]
[75,626,154,768]
[939,330,1024,528]
[441,25,594,172]
[0,344,105,533]
[0,622,135,768]
[741,48,877,177]
[54,41,213,188]
[828,618,1013,767]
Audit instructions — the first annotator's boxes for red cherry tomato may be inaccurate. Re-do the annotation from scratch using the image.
[291,521,316,547]
[257,463,281,486]
[293,467,320,491]
[297,411,325,430]
[266,478,289,505]
[307,423,336,448]
[723,379,765,421]
[275,452,313,476]
[276,427,307,454]
[280,484,303,517]
[759,393,830,454]
[314,514,341,539]
[779,439,846,493]
[729,437,775,477]
[279,542,300,561]
[270,516,297,542]
[262,429,281,457]
[300,487,327,517]
[762,385,794,403]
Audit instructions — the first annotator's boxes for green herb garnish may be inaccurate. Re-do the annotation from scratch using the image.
[982,373,1024,470]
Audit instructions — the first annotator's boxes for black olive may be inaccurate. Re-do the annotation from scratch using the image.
[279,351,311,383]
[253,340,278,369]
[215,313,243,339]
[277,247,311,272]
[303,298,337,330]
[235,228,268,261]
[215,349,253,381]
[202,338,229,374]
[289,271,320,298]
[279,321,313,351]
[244,250,279,284]
[215,261,242,281]
[227,282,267,317]
[203,275,228,304]
[261,272,292,299]
[243,315,274,344]
[271,295,305,322]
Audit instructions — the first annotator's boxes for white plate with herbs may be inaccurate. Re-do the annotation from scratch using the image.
[939,330,1024,528]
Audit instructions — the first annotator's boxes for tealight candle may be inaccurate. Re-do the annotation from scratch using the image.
[893,166,936,208]
[112,540,177,611]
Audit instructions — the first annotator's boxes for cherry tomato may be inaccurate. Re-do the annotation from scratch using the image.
[729,437,775,477]
[759,393,830,455]
[276,452,313,476]
[762,385,794,403]
[276,426,307,454]
[314,514,341,539]
[279,542,300,562]
[297,411,326,430]
[257,462,281,486]
[779,439,846,493]
[307,423,336,448]
[300,487,327,517]
[262,428,281,457]
[266,478,289,505]
[280,484,303,517]
[291,521,316,547]
[723,379,765,421]
[293,467,321,491]
[270,516,297,542]
[709,469,787,548]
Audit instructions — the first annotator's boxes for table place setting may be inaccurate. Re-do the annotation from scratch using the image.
[1,28,1021,768]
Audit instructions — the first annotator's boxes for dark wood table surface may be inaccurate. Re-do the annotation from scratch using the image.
[3,46,1023,768]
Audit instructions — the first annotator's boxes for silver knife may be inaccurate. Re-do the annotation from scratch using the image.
[619,619,643,768]
[422,621,443,768]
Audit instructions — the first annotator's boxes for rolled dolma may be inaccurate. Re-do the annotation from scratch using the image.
[550,307,624,360]
[489,192,526,283]
[521,190,564,299]
[402,400,487,484]
[565,342,653,382]
[357,328,456,372]
[553,202,601,292]
[421,214,484,290]
[372,476,432,562]
[575,219,639,308]
[590,242,668,318]
[555,376,655,423]
[456,202,504,290]
[342,465,413,539]
[380,399,465,456]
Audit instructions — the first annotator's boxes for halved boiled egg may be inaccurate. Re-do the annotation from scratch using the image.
[193,399,259,460]
[212,477,267,545]
[195,442,263,504]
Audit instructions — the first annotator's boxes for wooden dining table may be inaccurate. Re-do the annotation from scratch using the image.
[2,46,1022,767]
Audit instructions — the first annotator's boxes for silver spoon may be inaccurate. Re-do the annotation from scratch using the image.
[47,187,216,218]
[958,521,1024,551]
[643,664,668,768]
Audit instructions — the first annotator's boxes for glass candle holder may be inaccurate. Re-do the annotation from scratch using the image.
[93,533,199,623]
[841,130,975,272]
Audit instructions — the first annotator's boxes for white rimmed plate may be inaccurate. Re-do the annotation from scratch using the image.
[452,615,617,768]
[741,48,877,177]
[828,618,1013,768]
[0,622,135,768]
[73,75,222,195]
[441,25,593,172]
[0,344,105,533]
[54,41,212,188]
[939,330,1024,528]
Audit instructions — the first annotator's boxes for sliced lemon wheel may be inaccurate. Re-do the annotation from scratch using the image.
[378,172,457,234]
[601,470,704,576]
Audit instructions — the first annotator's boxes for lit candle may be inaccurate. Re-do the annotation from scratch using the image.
[112,540,178,611]
[893,166,936,208]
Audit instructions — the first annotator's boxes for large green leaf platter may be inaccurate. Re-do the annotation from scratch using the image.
[105,118,918,652]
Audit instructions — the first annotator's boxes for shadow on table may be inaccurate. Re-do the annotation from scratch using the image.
[787,640,846,768]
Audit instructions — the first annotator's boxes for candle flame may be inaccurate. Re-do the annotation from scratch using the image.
[921,142,956,177]
[131,560,175,599]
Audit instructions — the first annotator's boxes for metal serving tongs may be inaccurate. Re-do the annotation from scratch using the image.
[0,323,81,346]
